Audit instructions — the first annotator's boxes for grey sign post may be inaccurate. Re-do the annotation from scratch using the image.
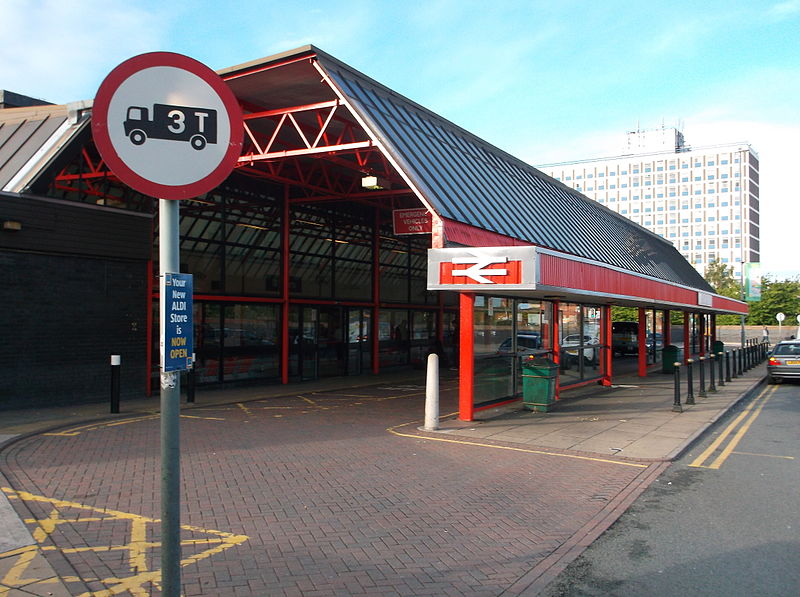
[93,52,242,596]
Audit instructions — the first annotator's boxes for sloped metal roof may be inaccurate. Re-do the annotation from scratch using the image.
[310,49,714,292]
[0,103,90,193]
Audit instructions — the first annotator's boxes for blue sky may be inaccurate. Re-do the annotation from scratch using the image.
[3,0,798,277]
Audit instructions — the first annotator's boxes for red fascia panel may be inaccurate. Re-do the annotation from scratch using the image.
[442,218,529,247]
[712,295,748,314]
[539,253,698,305]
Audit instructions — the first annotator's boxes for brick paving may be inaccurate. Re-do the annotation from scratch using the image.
[1,382,660,596]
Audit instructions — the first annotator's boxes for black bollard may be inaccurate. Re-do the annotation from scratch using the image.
[725,351,731,382]
[708,354,717,392]
[698,356,707,398]
[717,351,725,386]
[673,362,683,412]
[686,359,695,405]
[110,354,121,414]
[186,366,196,403]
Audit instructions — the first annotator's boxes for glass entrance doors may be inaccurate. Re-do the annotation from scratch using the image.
[290,305,372,381]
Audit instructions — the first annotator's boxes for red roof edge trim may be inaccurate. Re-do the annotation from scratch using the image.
[712,295,749,315]
[442,218,531,247]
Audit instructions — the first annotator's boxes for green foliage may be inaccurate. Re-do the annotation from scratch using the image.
[609,272,800,327]
[611,306,638,322]
[704,259,742,325]
[704,260,741,299]
[746,276,800,325]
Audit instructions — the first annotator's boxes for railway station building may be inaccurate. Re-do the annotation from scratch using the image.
[0,46,747,417]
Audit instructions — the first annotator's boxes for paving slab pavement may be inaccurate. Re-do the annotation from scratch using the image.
[437,364,767,462]
[0,362,766,595]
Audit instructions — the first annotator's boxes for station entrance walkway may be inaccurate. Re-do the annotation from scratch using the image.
[1,360,766,596]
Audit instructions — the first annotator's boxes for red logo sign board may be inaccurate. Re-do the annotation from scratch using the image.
[393,208,432,235]
[427,246,537,291]
[440,260,522,285]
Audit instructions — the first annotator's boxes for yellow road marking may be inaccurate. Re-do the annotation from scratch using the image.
[43,415,160,437]
[1,487,248,595]
[387,418,647,469]
[180,414,224,421]
[731,451,794,460]
[689,385,776,469]
[236,403,252,416]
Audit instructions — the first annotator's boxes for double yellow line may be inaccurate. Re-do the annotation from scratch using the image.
[689,385,777,469]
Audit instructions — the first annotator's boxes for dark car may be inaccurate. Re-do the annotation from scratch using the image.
[767,340,800,383]
[497,333,542,356]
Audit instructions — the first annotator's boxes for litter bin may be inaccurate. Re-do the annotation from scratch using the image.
[662,345,679,373]
[521,356,558,412]
[712,340,724,354]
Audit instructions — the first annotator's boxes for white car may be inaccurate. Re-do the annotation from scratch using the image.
[561,334,599,364]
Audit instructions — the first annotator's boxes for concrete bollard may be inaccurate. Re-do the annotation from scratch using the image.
[110,354,121,413]
[423,353,440,431]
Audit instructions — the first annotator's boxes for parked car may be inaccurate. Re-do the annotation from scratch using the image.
[497,333,542,356]
[561,334,599,364]
[646,332,664,350]
[767,340,800,383]
[612,321,638,355]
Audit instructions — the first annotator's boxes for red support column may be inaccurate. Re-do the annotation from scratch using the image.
[637,307,647,377]
[281,186,290,384]
[601,305,612,386]
[458,292,474,421]
[552,301,560,400]
[683,312,690,364]
[664,309,671,346]
[372,207,381,374]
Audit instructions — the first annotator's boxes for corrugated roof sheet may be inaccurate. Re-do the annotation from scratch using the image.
[0,107,67,189]
[315,50,713,292]
[0,103,90,193]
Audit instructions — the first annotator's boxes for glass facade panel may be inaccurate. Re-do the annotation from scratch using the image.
[221,303,280,382]
[473,296,515,405]
[194,302,280,384]
[379,309,409,367]
[410,310,436,368]
[558,303,602,384]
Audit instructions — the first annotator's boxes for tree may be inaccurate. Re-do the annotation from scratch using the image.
[704,259,742,325]
[746,276,800,326]
[704,260,742,299]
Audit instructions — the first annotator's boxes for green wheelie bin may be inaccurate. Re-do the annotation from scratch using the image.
[521,356,558,412]
[662,345,680,373]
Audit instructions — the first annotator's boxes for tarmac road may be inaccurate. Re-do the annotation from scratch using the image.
[541,381,800,596]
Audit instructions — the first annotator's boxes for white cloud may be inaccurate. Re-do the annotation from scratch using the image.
[0,0,170,103]
[768,0,800,19]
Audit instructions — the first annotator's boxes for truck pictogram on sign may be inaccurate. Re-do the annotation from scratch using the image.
[124,103,218,150]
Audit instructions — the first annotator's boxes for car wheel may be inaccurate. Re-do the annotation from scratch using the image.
[767,375,775,384]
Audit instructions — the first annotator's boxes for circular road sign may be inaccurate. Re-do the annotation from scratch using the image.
[92,52,243,200]
[776,312,785,322]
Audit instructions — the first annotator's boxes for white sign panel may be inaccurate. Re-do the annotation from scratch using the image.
[93,52,243,200]
[427,246,537,291]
